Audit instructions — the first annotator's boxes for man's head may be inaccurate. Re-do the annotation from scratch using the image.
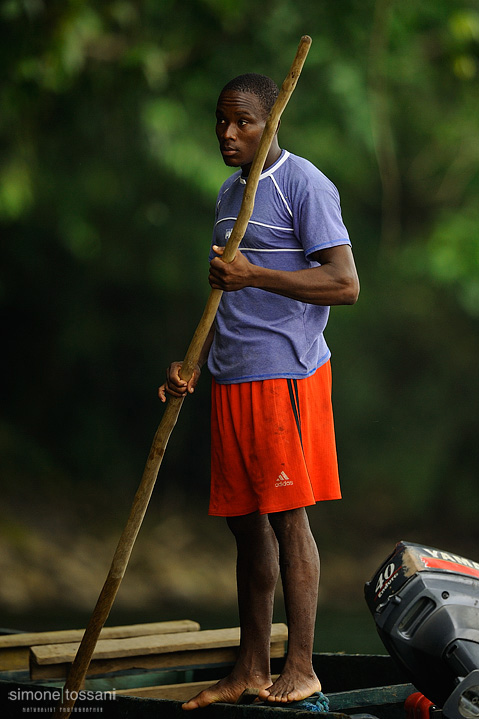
[215,73,281,173]
[219,74,279,119]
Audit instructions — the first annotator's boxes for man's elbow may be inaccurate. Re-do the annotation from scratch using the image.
[339,274,360,305]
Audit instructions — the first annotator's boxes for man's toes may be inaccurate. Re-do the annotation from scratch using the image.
[182,699,198,710]
[182,691,212,710]
[267,692,289,704]
[258,688,271,700]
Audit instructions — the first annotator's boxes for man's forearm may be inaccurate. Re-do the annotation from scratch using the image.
[209,243,359,307]
[248,264,359,306]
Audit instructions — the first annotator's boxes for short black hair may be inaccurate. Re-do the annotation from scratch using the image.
[220,73,279,117]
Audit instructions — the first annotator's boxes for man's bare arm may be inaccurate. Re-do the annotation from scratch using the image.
[208,243,359,306]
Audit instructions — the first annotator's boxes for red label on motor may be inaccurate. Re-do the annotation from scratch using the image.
[420,556,479,579]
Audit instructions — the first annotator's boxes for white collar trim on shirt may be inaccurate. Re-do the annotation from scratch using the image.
[239,150,290,184]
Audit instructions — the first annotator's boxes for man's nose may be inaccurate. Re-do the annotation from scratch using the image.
[223,122,236,140]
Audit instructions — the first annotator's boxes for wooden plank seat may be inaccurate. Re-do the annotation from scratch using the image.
[0,620,200,672]
[29,623,288,681]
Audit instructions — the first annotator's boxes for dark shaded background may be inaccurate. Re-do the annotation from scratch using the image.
[1,0,478,651]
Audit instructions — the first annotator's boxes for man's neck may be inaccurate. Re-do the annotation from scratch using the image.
[242,144,282,177]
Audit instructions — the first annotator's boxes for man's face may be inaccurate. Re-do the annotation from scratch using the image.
[215,90,267,172]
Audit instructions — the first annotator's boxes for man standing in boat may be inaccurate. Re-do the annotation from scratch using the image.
[159,73,359,709]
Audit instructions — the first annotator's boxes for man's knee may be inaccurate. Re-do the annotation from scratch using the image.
[268,507,308,537]
[226,511,270,540]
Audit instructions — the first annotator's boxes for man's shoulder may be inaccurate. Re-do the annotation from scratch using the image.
[282,152,338,194]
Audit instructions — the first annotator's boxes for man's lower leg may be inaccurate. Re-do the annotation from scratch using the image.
[232,512,279,676]
[259,507,321,704]
[182,511,279,710]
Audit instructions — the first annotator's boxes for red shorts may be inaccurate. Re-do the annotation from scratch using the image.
[209,361,341,516]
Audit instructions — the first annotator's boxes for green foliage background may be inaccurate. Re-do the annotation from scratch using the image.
[1,0,479,620]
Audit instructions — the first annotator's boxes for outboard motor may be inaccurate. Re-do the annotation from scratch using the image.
[365,541,479,719]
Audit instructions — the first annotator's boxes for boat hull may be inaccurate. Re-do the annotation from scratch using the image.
[0,652,414,718]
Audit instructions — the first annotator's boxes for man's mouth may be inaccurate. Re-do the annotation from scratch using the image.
[221,146,239,156]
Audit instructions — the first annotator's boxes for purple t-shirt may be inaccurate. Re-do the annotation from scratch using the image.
[208,150,351,384]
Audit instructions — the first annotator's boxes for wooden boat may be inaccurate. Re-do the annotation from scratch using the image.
[0,620,415,717]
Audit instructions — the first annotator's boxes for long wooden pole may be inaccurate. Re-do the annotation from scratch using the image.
[53,34,312,719]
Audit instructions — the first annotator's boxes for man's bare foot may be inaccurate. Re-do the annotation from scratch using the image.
[182,674,271,710]
[258,670,322,704]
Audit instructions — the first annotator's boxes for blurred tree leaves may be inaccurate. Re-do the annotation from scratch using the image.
[1,0,478,543]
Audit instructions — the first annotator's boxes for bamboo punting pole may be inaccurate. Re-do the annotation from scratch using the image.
[53,34,312,718]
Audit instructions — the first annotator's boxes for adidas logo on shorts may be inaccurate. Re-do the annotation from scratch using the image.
[275,471,293,487]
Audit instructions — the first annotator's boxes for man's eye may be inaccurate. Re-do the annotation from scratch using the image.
[238,119,247,126]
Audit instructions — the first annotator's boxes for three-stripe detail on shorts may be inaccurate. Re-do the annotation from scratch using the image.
[287,378,303,448]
